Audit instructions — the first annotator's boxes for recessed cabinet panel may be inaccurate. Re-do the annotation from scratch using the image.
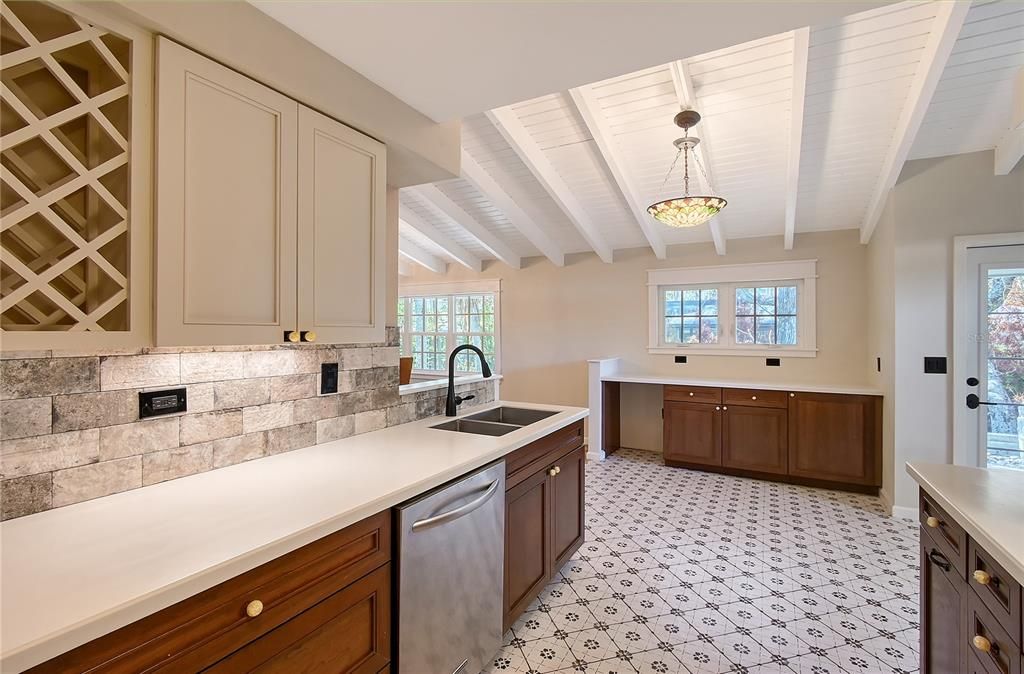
[788,392,880,486]
[663,401,721,467]
[297,106,385,344]
[156,37,297,345]
[722,405,787,474]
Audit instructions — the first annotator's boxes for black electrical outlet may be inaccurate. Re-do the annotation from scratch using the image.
[321,362,339,394]
[674,355,687,364]
[924,356,947,374]
[139,388,186,418]
[766,358,781,367]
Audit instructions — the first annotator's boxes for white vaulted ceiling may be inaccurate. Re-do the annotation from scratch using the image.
[262,1,1021,270]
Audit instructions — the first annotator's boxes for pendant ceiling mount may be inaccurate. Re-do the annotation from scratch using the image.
[647,109,727,229]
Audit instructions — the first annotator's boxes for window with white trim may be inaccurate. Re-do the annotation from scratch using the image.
[648,261,817,357]
[398,281,500,375]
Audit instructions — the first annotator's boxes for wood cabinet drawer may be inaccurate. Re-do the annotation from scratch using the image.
[920,489,967,579]
[664,385,722,404]
[31,512,391,673]
[723,388,789,409]
[505,421,583,489]
[969,539,1022,646]
[205,564,390,673]
[967,590,1022,674]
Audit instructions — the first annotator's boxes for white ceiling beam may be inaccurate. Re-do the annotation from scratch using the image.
[398,208,482,272]
[399,238,446,274]
[459,149,565,267]
[568,86,667,260]
[994,68,1024,175]
[398,258,416,276]
[413,184,522,269]
[669,60,726,256]
[486,107,614,263]
[784,28,810,251]
[859,1,971,244]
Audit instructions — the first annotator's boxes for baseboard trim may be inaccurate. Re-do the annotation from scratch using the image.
[891,504,918,521]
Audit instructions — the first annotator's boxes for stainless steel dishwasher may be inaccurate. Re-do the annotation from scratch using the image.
[395,461,505,674]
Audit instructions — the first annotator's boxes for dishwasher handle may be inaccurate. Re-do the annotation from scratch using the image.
[410,479,500,532]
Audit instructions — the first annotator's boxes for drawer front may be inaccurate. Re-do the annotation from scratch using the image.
[31,512,391,673]
[967,590,1022,674]
[969,539,1022,646]
[505,421,584,489]
[664,385,722,404]
[723,388,789,409]
[920,489,967,578]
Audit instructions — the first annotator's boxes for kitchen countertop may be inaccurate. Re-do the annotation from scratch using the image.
[907,462,1024,585]
[600,371,884,396]
[0,400,588,673]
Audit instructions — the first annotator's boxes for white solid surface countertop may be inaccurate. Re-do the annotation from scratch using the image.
[907,462,1024,585]
[601,372,884,396]
[0,400,587,673]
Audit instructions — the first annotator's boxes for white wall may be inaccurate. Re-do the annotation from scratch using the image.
[884,151,1024,511]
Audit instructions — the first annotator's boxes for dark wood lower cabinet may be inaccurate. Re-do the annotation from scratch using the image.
[721,404,787,475]
[503,421,586,631]
[788,392,881,486]
[663,400,721,467]
[919,488,1023,674]
[921,536,967,674]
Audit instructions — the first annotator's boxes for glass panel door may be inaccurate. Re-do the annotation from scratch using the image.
[983,266,1024,469]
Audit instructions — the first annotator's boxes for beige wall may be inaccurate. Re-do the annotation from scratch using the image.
[882,151,1024,511]
[403,229,873,450]
[97,1,459,187]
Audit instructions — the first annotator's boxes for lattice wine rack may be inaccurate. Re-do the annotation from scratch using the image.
[1,0,134,335]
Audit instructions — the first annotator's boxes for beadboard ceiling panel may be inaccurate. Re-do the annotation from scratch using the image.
[910,0,1024,160]
[399,193,491,259]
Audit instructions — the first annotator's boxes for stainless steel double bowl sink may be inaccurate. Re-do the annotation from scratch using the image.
[431,406,558,436]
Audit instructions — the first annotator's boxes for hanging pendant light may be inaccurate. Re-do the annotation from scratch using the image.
[647,110,727,228]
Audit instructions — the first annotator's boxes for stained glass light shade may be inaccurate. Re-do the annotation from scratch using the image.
[647,196,728,228]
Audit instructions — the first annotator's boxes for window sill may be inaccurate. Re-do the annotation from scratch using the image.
[647,346,818,358]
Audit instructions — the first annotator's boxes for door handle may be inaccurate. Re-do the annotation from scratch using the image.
[411,480,500,532]
[928,549,951,572]
[966,393,1011,409]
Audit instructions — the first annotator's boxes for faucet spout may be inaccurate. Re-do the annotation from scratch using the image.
[445,344,493,416]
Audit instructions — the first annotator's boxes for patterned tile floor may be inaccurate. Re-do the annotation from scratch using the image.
[484,449,920,674]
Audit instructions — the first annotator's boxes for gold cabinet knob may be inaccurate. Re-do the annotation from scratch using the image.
[973,570,992,585]
[246,599,264,618]
[790,393,795,398]
[287,331,300,343]
[972,635,991,653]
[689,392,694,397]
[723,406,728,410]
[548,467,558,477]
[715,406,721,411]
[751,395,757,400]
[926,516,940,528]
[304,330,317,343]
[554,466,561,475]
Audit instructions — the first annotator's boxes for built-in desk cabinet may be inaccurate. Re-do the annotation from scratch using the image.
[919,489,1023,674]
[662,385,881,492]
[155,38,385,347]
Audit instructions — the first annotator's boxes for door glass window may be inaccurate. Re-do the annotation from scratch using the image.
[985,271,1024,470]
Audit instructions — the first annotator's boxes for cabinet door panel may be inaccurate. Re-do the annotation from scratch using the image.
[722,405,787,475]
[156,38,297,345]
[663,401,721,467]
[920,538,966,674]
[551,445,585,572]
[504,469,551,631]
[205,565,390,674]
[297,106,385,344]
[787,392,880,486]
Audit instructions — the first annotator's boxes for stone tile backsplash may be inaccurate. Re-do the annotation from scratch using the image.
[0,328,494,520]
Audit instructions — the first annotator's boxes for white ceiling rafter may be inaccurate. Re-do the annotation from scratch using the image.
[399,237,447,274]
[668,60,727,256]
[398,208,482,272]
[859,0,972,244]
[486,107,615,263]
[413,183,522,269]
[568,86,667,260]
[459,149,566,267]
[398,258,416,276]
[994,67,1024,175]
[785,28,810,251]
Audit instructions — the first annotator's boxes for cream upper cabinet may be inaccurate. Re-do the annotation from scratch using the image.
[156,37,298,346]
[297,106,385,345]
[155,39,385,346]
